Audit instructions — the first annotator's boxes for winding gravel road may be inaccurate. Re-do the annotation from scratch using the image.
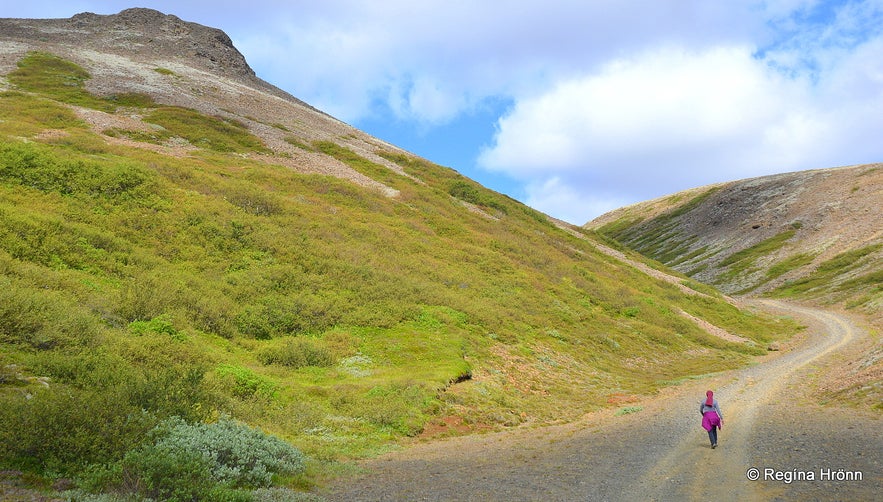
[322,300,881,501]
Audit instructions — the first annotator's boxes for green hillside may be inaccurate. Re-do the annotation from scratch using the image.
[0,52,796,499]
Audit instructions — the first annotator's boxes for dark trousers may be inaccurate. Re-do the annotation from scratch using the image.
[707,427,718,446]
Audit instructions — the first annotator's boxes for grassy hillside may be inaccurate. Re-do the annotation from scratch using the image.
[0,52,797,499]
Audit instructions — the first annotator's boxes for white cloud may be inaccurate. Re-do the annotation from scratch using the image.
[479,45,806,173]
[233,1,770,124]
[524,178,632,226]
[477,34,883,222]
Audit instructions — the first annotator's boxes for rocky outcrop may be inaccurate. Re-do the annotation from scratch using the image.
[0,8,255,80]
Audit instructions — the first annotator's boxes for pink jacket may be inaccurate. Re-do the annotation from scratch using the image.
[702,411,721,431]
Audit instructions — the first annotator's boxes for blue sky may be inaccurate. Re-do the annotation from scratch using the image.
[4,1,883,224]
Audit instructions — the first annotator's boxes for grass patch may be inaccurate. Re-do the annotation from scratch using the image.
[448,179,508,215]
[284,135,313,150]
[838,269,883,291]
[142,106,269,153]
[0,91,84,136]
[772,244,882,297]
[8,52,156,112]
[615,406,643,416]
[313,141,401,187]
[720,230,796,268]
[7,51,109,110]
[715,230,796,285]
[597,188,722,266]
[765,252,817,280]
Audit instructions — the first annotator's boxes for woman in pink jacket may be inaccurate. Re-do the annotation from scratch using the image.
[700,390,723,448]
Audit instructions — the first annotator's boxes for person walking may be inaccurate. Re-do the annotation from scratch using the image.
[700,390,723,448]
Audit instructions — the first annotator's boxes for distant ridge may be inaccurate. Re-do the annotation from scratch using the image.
[590,163,883,320]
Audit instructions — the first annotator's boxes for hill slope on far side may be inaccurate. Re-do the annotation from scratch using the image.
[590,164,882,408]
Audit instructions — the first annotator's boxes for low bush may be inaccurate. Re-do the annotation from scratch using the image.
[773,244,883,296]
[83,416,306,500]
[331,383,432,436]
[128,314,185,341]
[0,279,101,350]
[0,141,155,202]
[0,386,155,473]
[217,364,277,400]
[225,186,284,216]
[258,337,334,368]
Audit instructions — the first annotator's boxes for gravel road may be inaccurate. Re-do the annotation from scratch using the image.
[321,300,881,501]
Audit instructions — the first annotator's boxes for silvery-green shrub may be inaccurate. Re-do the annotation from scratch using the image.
[150,416,305,488]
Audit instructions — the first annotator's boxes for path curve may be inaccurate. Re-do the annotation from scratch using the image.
[322,301,881,501]
[620,300,858,500]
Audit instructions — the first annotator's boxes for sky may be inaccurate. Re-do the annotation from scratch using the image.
[4,1,883,224]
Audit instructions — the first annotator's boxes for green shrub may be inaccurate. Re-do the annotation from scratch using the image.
[116,444,215,502]
[258,337,334,368]
[0,386,155,473]
[225,186,283,216]
[217,364,277,399]
[615,406,644,416]
[0,280,100,349]
[0,141,154,201]
[234,295,341,339]
[115,276,176,324]
[125,366,215,423]
[128,314,185,341]
[157,416,305,486]
[82,417,305,500]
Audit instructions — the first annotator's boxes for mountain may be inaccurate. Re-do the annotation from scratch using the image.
[589,164,882,410]
[589,164,882,315]
[0,8,798,499]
